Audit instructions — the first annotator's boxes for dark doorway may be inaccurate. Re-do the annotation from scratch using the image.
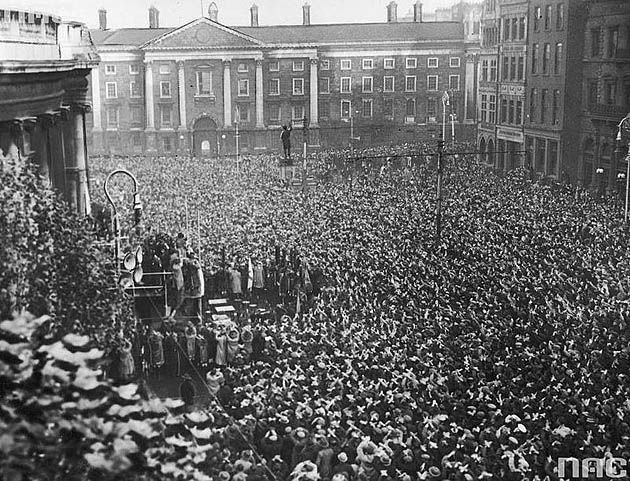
[193,116,218,157]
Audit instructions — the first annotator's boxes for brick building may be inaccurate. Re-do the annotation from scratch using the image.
[524,0,586,182]
[87,2,475,156]
[578,0,630,192]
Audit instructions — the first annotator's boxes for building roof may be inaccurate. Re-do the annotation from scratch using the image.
[90,19,463,48]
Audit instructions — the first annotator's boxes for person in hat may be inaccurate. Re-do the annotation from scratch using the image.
[270,454,289,480]
[206,367,224,397]
[332,452,354,481]
[315,436,335,481]
[179,373,195,407]
[260,428,282,460]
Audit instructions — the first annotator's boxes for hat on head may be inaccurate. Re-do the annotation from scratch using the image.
[183,373,192,380]
[219,472,231,481]
[338,452,348,463]
[428,467,441,478]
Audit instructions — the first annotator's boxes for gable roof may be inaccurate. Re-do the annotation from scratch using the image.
[90,19,463,49]
[141,17,264,49]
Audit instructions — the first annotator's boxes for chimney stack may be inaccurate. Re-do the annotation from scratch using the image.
[149,6,160,29]
[386,1,398,23]
[208,2,219,22]
[98,8,107,30]
[250,4,259,27]
[303,2,311,26]
[413,1,422,22]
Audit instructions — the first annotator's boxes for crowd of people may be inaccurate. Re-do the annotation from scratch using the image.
[90,144,630,481]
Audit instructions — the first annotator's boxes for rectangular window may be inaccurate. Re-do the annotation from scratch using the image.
[543,43,550,74]
[362,59,374,70]
[406,98,416,117]
[490,59,497,81]
[517,56,524,80]
[129,64,140,75]
[320,59,330,70]
[293,60,304,72]
[320,77,330,94]
[481,93,488,123]
[106,106,118,128]
[541,88,548,123]
[362,76,373,93]
[340,59,352,70]
[544,5,552,30]
[608,26,619,57]
[269,78,280,96]
[500,98,508,123]
[105,65,116,75]
[162,136,172,152]
[426,75,437,91]
[292,78,304,95]
[605,80,617,105]
[534,6,541,31]
[427,57,438,68]
[160,81,171,98]
[130,105,142,125]
[341,77,352,93]
[196,70,212,96]
[362,99,373,117]
[341,100,351,119]
[554,43,563,74]
[406,58,418,69]
[489,94,496,123]
[552,89,560,124]
[407,75,418,91]
[160,104,172,127]
[384,58,395,69]
[269,104,281,122]
[449,75,460,90]
[384,98,393,117]
[530,88,537,121]
[588,80,598,105]
[427,98,437,118]
[510,56,517,80]
[130,81,141,98]
[269,60,280,72]
[106,82,117,99]
[591,28,601,57]
[237,104,250,122]
[556,4,564,30]
[319,100,330,119]
[503,18,510,40]
[519,16,526,39]
[450,57,461,68]
[532,44,539,74]
[159,64,170,75]
[384,76,395,92]
[238,79,250,97]
[511,17,518,40]
[502,56,509,80]
[237,62,248,73]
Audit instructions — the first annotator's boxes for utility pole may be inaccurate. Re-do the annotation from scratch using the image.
[435,140,444,246]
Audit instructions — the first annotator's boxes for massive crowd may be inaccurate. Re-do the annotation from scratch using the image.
[90,145,630,481]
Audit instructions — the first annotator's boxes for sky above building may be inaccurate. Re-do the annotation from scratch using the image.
[7,0,462,29]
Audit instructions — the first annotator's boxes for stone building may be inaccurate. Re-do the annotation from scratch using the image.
[578,0,630,191]
[0,8,99,215]
[87,2,475,156]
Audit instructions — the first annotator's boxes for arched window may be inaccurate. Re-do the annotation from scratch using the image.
[487,139,495,166]
[479,137,487,163]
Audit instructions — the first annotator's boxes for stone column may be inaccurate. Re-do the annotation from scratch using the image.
[309,58,319,127]
[90,68,103,153]
[223,59,232,128]
[177,61,187,130]
[72,106,89,215]
[145,60,156,151]
[255,59,265,128]
[145,60,155,130]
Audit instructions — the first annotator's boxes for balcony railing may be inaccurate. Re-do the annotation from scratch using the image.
[589,103,630,120]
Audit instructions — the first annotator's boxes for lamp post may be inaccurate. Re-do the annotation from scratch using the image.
[596,167,605,198]
[615,114,630,224]
[103,169,142,277]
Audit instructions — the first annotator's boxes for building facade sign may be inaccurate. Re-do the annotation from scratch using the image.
[499,84,524,96]
[497,126,524,143]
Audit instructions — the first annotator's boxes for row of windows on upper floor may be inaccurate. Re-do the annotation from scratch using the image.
[103,97,459,129]
[478,42,564,82]
[102,57,463,77]
[532,4,565,33]
[589,25,630,59]
[479,88,563,127]
[103,74,462,100]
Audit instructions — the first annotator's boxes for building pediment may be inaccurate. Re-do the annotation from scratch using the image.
[141,17,264,50]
